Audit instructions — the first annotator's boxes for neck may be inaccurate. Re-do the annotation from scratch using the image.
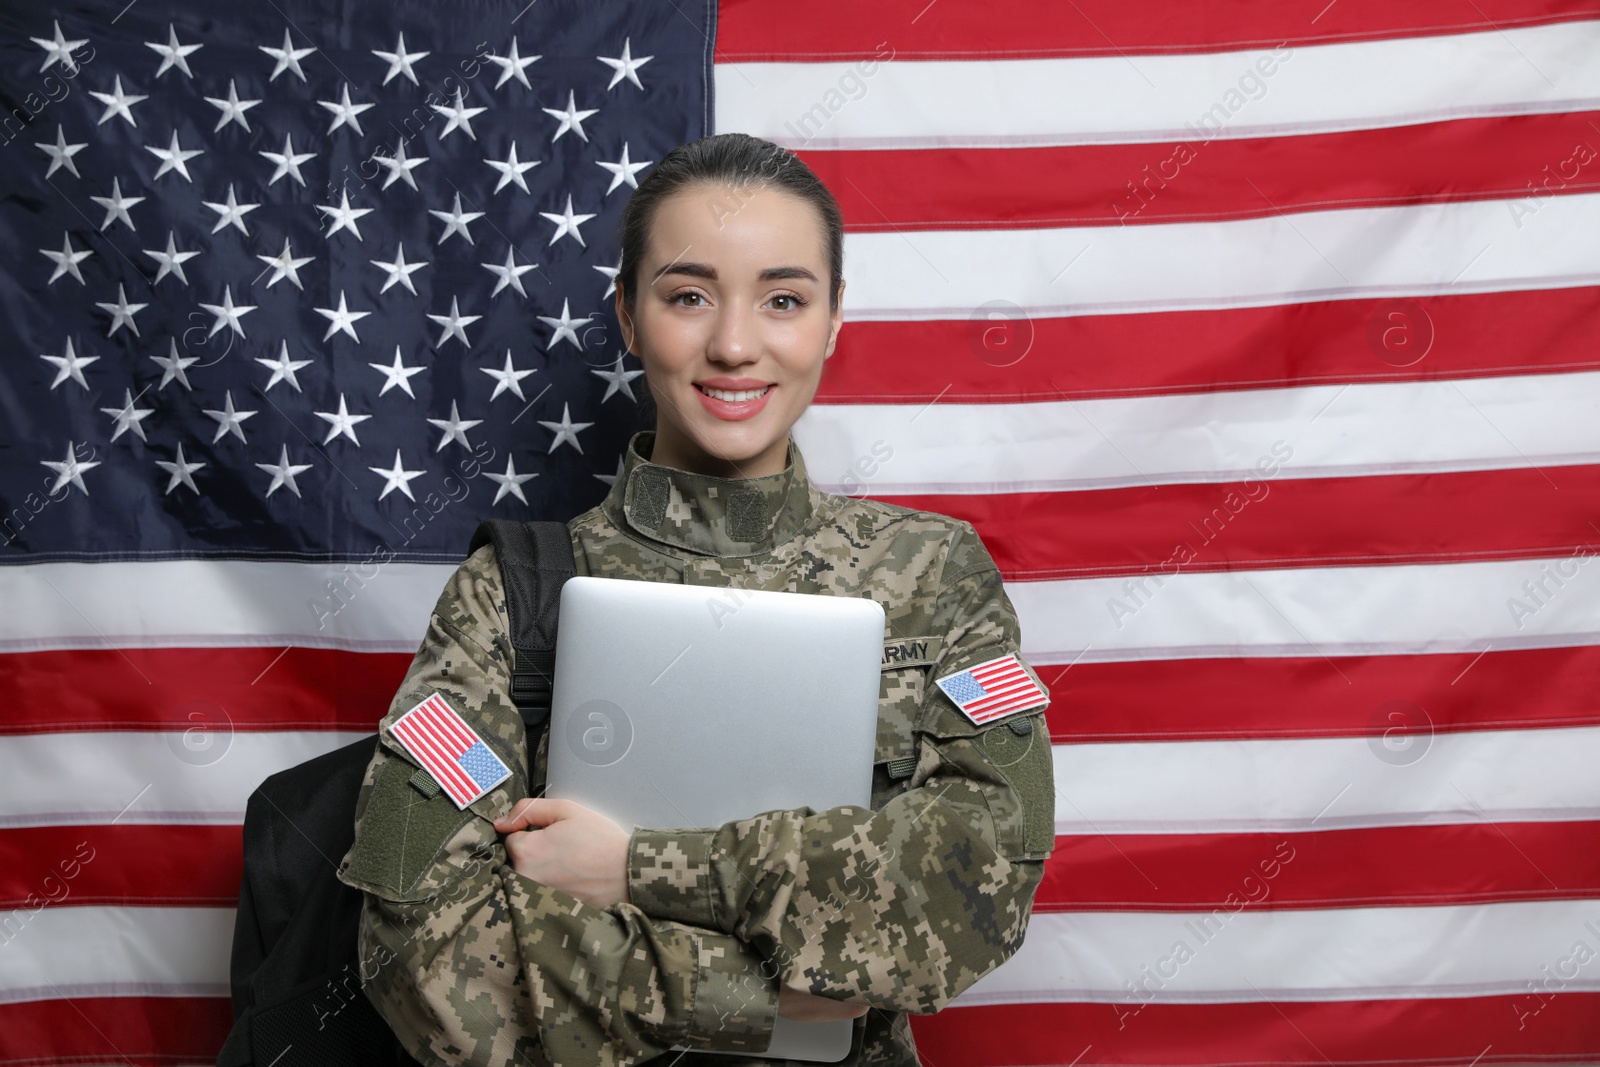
[648,424,792,480]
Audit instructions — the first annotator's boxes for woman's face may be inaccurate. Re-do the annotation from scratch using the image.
[614,181,844,479]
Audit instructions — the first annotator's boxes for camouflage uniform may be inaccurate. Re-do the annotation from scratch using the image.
[337,429,1056,1067]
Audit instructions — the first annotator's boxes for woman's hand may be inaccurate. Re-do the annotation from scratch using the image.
[777,983,871,1022]
[493,797,632,910]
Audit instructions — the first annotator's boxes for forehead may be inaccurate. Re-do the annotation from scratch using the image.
[644,182,828,271]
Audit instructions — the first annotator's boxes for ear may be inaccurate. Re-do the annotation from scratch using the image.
[614,286,638,357]
[822,279,845,360]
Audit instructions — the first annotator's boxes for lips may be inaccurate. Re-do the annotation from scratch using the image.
[692,381,775,421]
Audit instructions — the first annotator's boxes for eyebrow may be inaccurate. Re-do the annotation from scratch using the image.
[651,261,819,286]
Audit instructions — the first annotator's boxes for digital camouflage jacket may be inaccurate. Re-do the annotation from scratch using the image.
[336,429,1056,1067]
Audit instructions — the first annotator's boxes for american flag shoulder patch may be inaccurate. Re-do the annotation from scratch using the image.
[388,692,512,810]
[934,652,1050,726]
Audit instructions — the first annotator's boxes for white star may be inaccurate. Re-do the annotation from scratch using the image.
[150,337,198,391]
[539,193,596,247]
[318,84,373,136]
[429,192,485,246]
[155,442,206,495]
[257,444,313,499]
[314,290,371,343]
[426,399,483,452]
[542,90,598,143]
[372,32,428,86]
[89,75,148,127]
[145,130,203,182]
[485,141,541,195]
[255,237,314,290]
[90,177,145,232]
[314,393,373,445]
[257,339,312,392]
[431,88,486,141]
[596,142,653,195]
[36,125,87,179]
[201,184,259,236]
[485,455,539,505]
[482,245,537,299]
[486,39,540,89]
[597,38,654,91]
[146,24,202,79]
[100,387,154,442]
[41,442,101,496]
[426,295,480,348]
[202,390,257,444]
[592,353,644,402]
[40,337,97,391]
[260,29,315,82]
[31,20,88,75]
[95,283,148,337]
[368,345,426,398]
[369,243,428,295]
[537,402,593,454]
[260,132,315,187]
[316,188,373,241]
[536,298,586,351]
[369,449,425,501]
[481,349,537,402]
[143,230,200,285]
[198,284,256,339]
[594,258,621,299]
[372,138,427,191]
[205,78,261,132]
[41,232,92,286]
[596,455,626,487]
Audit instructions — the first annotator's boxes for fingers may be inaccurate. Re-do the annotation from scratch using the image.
[493,796,564,831]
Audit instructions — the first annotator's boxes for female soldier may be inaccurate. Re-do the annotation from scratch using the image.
[338,132,1056,1067]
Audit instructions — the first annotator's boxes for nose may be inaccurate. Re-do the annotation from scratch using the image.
[707,296,759,367]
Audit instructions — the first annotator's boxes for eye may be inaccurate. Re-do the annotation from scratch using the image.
[768,292,808,311]
[667,290,707,307]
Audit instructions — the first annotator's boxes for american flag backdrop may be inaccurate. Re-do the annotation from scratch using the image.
[4,0,1600,1064]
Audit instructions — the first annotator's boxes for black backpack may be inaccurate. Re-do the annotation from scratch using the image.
[217,520,576,1066]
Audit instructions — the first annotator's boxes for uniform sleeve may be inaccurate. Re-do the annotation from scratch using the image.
[336,545,781,1067]
[626,522,1056,1013]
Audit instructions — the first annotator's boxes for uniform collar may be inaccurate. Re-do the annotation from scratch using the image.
[601,430,818,557]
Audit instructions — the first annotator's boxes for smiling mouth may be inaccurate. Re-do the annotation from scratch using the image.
[695,384,774,402]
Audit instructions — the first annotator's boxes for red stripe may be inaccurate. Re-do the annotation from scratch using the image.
[415,703,474,764]
[1035,823,1600,911]
[798,111,1600,231]
[422,694,477,750]
[6,818,1597,916]
[392,716,476,802]
[1037,645,1600,743]
[0,995,232,1066]
[718,0,1600,60]
[908,993,1600,1066]
[0,646,409,734]
[0,825,240,909]
[813,287,1600,404]
[888,463,1600,581]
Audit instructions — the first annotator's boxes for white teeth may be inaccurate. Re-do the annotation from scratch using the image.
[700,385,770,402]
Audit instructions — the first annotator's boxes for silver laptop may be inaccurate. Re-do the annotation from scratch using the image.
[546,575,885,1062]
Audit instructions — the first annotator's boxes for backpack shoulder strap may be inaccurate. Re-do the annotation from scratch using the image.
[468,519,576,730]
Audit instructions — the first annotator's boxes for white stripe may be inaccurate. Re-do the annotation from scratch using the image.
[2,558,456,653]
[1007,553,1600,663]
[830,192,1600,321]
[718,21,1600,149]
[796,369,1600,495]
[1052,725,1600,834]
[955,900,1600,1004]
[0,905,231,1005]
[0,731,368,827]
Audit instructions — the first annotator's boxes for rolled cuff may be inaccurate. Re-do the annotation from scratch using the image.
[628,827,720,929]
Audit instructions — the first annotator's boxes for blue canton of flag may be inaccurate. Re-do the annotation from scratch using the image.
[0,0,714,563]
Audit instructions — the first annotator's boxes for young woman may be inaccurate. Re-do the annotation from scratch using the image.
[339,133,1056,1067]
